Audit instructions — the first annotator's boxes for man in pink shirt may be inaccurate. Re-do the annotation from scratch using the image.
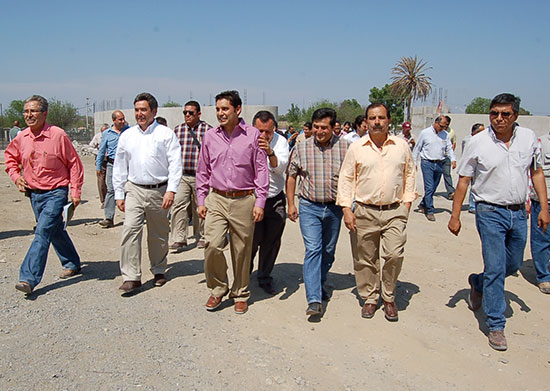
[4,95,84,294]
[196,90,269,314]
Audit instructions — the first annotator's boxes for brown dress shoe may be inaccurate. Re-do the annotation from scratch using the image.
[197,239,206,249]
[169,241,187,251]
[426,213,436,221]
[15,281,33,294]
[361,303,377,319]
[118,280,142,293]
[306,302,322,316]
[205,295,224,311]
[154,274,167,287]
[234,301,248,314]
[383,301,398,321]
[59,268,82,279]
[98,219,114,228]
[467,274,482,311]
[488,330,507,351]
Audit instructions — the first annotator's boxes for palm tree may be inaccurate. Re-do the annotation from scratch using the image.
[390,56,432,122]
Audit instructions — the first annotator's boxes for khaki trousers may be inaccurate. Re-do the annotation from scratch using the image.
[351,203,408,304]
[170,174,204,244]
[120,182,169,281]
[204,191,255,302]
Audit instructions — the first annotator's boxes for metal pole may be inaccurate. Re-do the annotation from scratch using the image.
[85,98,89,131]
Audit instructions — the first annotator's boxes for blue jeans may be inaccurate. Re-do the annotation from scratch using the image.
[442,157,455,195]
[471,202,527,331]
[298,198,343,304]
[104,162,115,220]
[419,159,444,214]
[530,200,550,283]
[20,187,81,288]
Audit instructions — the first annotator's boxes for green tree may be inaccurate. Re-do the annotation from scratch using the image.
[337,99,364,123]
[465,97,491,114]
[47,99,79,130]
[162,100,181,107]
[302,100,338,125]
[390,56,432,121]
[466,96,531,115]
[3,99,25,127]
[282,103,303,127]
[369,84,405,125]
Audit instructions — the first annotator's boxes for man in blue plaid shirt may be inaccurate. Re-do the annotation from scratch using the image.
[170,101,212,251]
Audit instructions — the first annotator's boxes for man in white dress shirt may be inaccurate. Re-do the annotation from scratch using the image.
[113,93,182,294]
[412,116,456,221]
[448,93,550,351]
[249,110,290,294]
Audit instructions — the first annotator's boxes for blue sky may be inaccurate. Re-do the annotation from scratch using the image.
[1,0,549,116]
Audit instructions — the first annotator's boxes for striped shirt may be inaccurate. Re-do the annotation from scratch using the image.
[287,135,348,202]
[174,120,212,175]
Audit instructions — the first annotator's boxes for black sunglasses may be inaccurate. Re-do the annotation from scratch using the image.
[489,111,513,118]
[183,110,196,116]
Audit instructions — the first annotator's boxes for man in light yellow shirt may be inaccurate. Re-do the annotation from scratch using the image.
[337,102,416,321]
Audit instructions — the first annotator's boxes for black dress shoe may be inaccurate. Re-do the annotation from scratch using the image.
[259,281,276,295]
[306,302,322,316]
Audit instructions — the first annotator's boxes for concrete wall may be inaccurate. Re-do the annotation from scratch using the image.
[93,105,278,133]
[411,106,550,157]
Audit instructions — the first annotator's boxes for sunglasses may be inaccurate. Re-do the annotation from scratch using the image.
[489,111,513,118]
[183,110,196,116]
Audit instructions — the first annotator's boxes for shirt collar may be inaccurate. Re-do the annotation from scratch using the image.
[313,134,337,149]
[25,123,52,139]
[488,124,518,144]
[363,134,395,147]
[139,120,158,134]
[216,118,247,136]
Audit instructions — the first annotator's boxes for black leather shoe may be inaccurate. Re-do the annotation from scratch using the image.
[259,281,276,295]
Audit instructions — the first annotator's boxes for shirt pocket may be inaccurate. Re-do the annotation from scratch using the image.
[40,152,62,171]
[511,151,532,169]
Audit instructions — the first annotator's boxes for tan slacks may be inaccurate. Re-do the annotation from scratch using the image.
[120,181,169,281]
[351,203,409,304]
[170,174,204,244]
[204,191,255,302]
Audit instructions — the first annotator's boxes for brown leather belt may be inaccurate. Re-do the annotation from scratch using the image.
[212,188,254,198]
[360,202,401,210]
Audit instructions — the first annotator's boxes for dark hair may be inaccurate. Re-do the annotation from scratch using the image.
[252,110,276,127]
[344,121,351,127]
[490,93,521,114]
[335,120,341,126]
[445,115,451,124]
[304,122,312,129]
[155,116,168,126]
[185,100,201,113]
[215,90,242,108]
[111,110,124,121]
[471,123,484,134]
[365,102,391,119]
[134,92,158,111]
[354,115,365,130]
[25,95,48,112]
[434,115,448,124]
[311,107,337,127]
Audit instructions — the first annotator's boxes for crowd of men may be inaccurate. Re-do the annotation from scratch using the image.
[4,91,550,352]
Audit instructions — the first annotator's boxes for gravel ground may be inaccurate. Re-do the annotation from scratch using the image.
[0,154,549,391]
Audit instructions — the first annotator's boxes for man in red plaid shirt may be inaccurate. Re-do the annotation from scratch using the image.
[170,101,212,251]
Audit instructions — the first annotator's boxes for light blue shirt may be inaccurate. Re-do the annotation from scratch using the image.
[412,126,456,163]
[96,127,126,170]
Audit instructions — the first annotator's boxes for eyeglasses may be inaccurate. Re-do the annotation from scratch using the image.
[489,111,513,118]
[183,110,196,116]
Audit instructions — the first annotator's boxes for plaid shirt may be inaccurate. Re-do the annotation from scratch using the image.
[287,135,348,202]
[174,120,212,175]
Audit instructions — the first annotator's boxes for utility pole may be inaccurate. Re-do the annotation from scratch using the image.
[85,98,89,132]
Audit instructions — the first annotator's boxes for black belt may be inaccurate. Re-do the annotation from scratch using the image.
[133,181,168,189]
[425,159,444,163]
[301,197,335,205]
[26,186,68,194]
[480,201,524,211]
[106,157,114,164]
[359,202,401,210]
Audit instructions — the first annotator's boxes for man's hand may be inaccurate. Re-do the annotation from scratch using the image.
[96,170,103,177]
[253,206,264,223]
[343,207,356,232]
[404,202,412,213]
[451,161,457,169]
[448,216,461,236]
[116,200,125,212]
[71,196,81,208]
[198,205,207,219]
[258,136,272,154]
[162,191,175,210]
[538,208,550,233]
[15,176,27,192]
[288,204,298,222]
